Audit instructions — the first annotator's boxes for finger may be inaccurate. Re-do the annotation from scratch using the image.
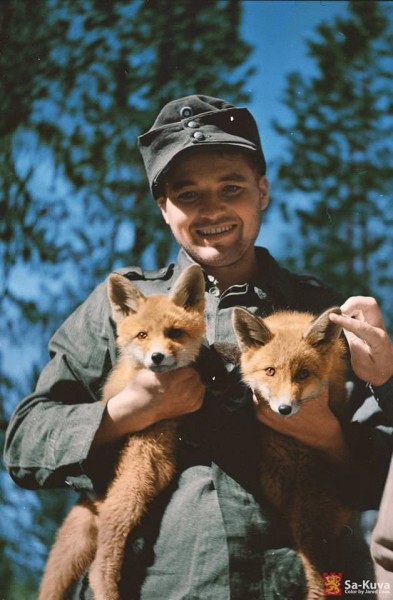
[339,295,372,311]
[330,313,384,349]
[339,296,385,329]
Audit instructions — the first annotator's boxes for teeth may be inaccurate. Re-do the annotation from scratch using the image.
[199,225,233,235]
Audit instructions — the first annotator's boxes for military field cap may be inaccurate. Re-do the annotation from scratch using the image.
[138,94,266,199]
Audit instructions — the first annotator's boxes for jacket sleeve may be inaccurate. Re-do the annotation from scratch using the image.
[371,378,393,424]
[3,280,117,495]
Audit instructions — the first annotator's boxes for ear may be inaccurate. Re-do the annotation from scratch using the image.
[305,307,343,347]
[232,307,273,352]
[170,265,205,311]
[258,176,269,211]
[107,273,146,323]
[157,196,169,225]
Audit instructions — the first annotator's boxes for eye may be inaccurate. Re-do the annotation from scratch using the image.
[265,367,276,377]
[166,327,184,340]
[223,184,241,194]
[136,331,148,340]
[177,190,198,203]
[296,368,310,380]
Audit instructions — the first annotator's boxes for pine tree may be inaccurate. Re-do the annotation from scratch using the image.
[23,0,254,280]
[273,1,393,321]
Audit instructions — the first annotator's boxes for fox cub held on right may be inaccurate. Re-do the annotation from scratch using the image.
[233,306,355,600]
[38,265,206,600]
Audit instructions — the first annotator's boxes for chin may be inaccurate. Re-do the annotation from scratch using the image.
[195,248,245,269]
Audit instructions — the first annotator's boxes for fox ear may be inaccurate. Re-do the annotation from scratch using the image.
[107,273,146,323]
[232,307,273,352]
[170,265,205,311]
[305,307,343,347]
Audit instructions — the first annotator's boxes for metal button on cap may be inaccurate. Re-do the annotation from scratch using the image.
[180,106,193,118]
[192,131,205,141]
[187,120,199,128]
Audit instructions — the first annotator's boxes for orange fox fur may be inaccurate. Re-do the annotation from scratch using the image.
[232,307,353,600]
[38,264,206,600]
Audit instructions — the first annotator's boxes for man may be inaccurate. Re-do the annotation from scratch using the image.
[4,95,393,599]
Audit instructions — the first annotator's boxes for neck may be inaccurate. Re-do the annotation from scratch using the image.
[204,254,259,293]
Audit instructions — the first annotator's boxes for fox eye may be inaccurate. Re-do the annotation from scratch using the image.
[297,368,310,380]
[136,331,148,340]
[166,327,184,340]
[265,367,276,377]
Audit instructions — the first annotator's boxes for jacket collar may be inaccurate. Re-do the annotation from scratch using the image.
[173,246,294,307]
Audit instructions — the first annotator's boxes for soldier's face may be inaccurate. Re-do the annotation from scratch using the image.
[157,151,269,271]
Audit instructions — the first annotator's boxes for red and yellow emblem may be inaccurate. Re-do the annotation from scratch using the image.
[323,572,343,596]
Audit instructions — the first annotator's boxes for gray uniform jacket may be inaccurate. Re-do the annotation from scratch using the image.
[4,247,393,600]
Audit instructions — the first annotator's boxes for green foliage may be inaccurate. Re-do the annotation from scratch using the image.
[273,1,393,323]
[1,0,255,328]
[0,0,254,592]
[0,536,38,600]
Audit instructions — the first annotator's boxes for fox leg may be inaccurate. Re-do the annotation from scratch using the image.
[292,518,327,600]
[296,550,325,600]
[89,420,179,600]
[293,506,352,600]
[38,500,98,600]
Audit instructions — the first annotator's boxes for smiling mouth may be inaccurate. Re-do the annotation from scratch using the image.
[197,224,236,237]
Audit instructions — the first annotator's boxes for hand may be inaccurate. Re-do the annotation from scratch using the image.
[329,296,393,387]
[254,386,350,463]
[94,367,205,446]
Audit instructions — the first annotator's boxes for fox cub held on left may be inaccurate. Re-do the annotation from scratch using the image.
[38,265,206,600]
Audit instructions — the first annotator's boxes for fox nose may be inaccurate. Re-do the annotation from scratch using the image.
[278,404,293,416]
[151,352,165,365]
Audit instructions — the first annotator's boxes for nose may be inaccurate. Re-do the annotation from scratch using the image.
[151,352,165,365]
[278,404,293,416]
[199,192,224,216]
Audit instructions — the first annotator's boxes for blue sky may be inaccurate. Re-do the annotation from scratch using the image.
[243,1,350,159]
[241,0,352,252]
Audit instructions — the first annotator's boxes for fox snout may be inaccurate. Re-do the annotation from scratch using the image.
[151,352,165,366]
[277,403,296,416]
[257,389,301,417]
[144,348,179,372]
